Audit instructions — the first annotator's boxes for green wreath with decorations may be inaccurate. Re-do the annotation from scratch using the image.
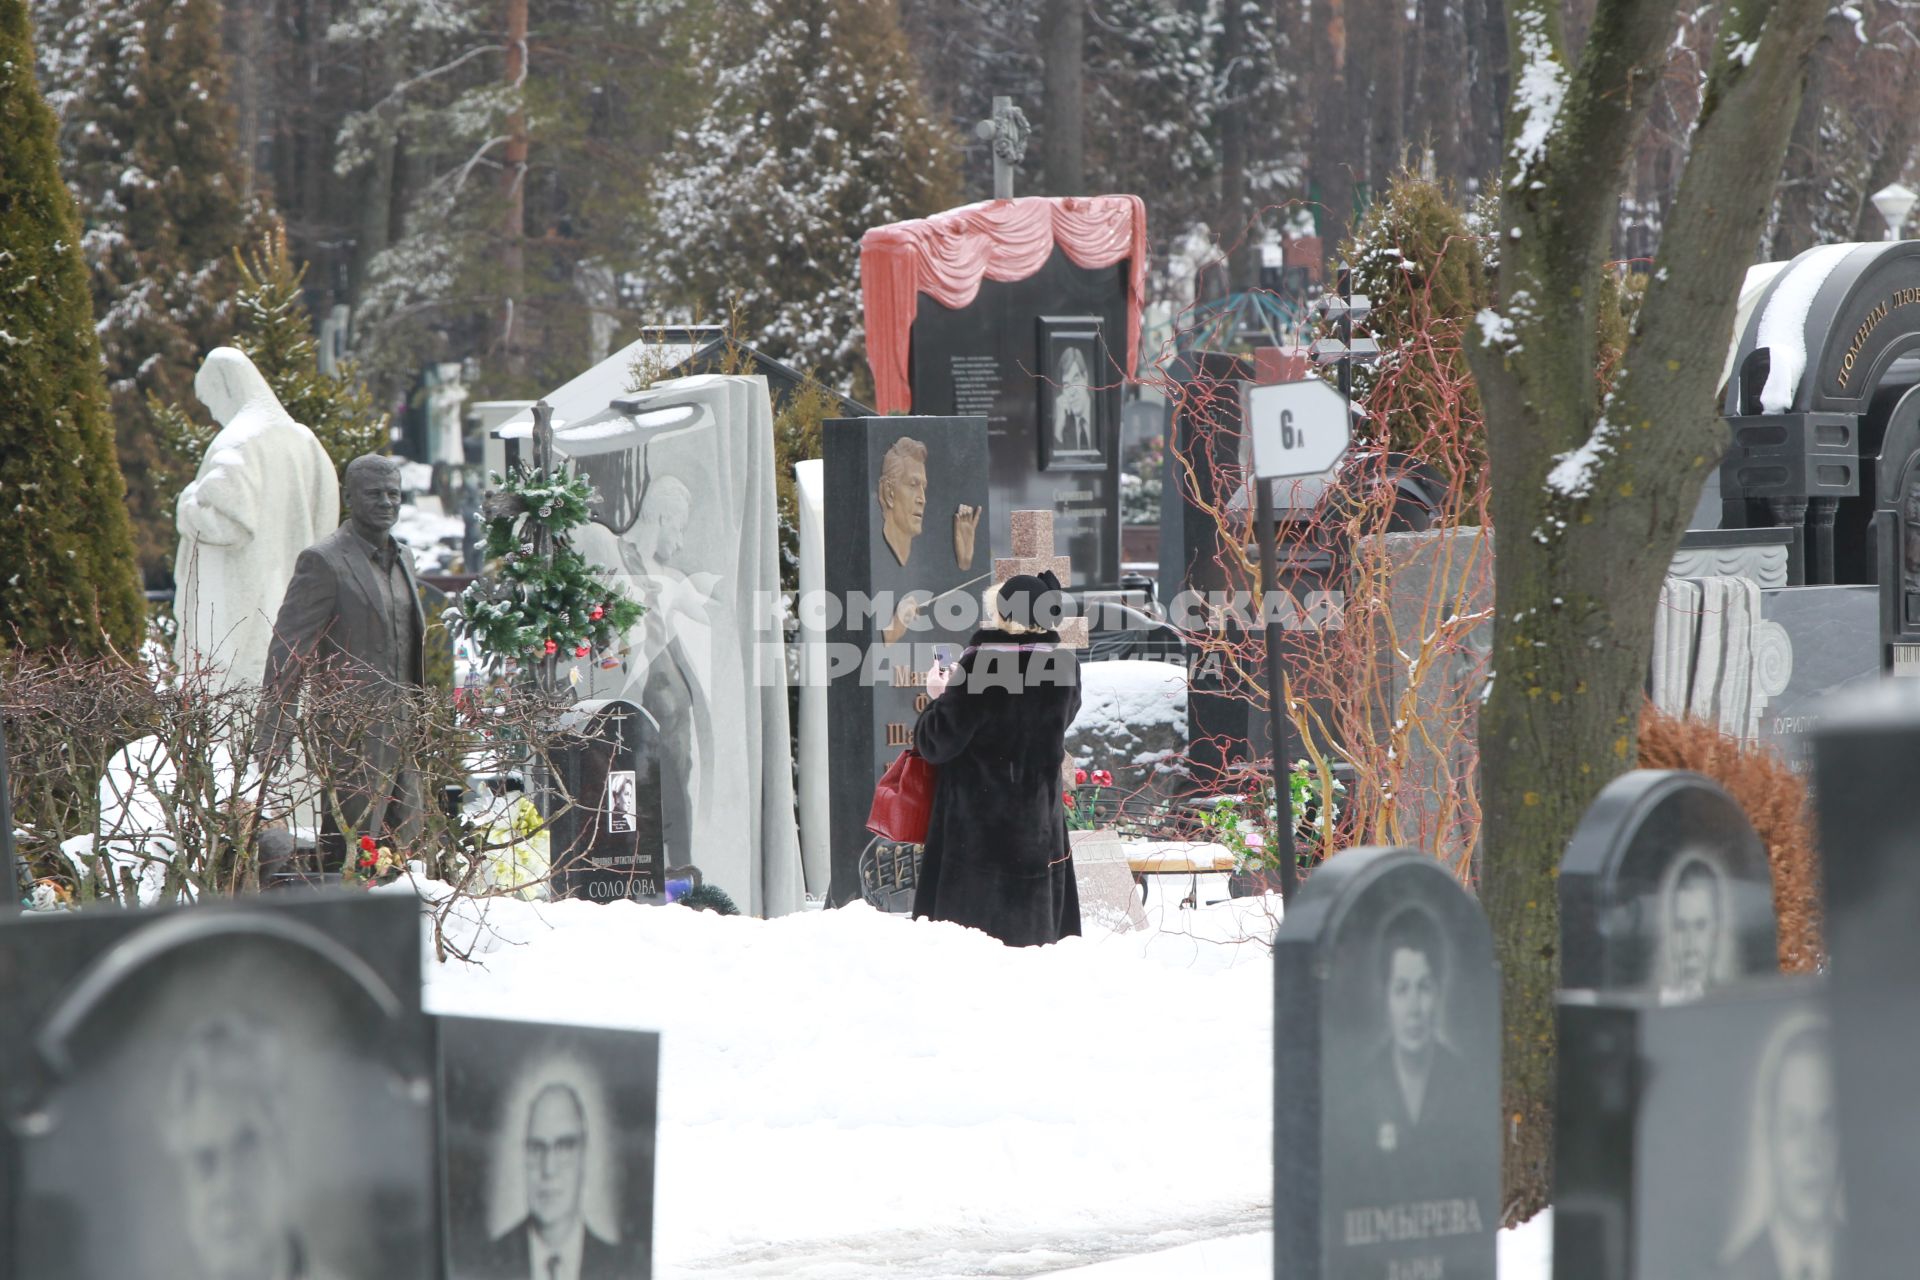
[447,466,645,675]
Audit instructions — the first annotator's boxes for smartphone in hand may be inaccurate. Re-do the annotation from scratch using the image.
[933,644,953,670]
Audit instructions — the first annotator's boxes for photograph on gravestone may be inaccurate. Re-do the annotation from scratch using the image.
[823,416,991,909]
[1554,979,1838,1280]
[1807,681,1920,1274]
[1273,847,1498,1280]
[547,699,666,905]
[1559,770,1778,1001]
[1036,316,1108,472]
[438,1015,658,1280]
[0,895,432,1279]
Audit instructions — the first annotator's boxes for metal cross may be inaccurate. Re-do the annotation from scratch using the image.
[973,96,1030,201]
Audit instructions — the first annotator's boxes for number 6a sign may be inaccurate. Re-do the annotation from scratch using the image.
[1241,378,1352,481]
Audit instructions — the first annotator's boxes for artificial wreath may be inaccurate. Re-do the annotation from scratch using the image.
[447,465,645,674]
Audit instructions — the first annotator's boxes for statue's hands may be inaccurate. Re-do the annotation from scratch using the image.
[954,505,981,571]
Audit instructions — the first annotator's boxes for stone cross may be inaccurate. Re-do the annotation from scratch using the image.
[996,509,1088,649]
[973,95,1030,201]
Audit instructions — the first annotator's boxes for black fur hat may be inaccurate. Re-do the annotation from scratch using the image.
[993,569,1068,632]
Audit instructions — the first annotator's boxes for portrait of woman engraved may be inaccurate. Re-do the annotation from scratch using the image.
[1718,1011,1842,1280]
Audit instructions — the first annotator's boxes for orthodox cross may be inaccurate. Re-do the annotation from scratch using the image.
[974,96,1031,201]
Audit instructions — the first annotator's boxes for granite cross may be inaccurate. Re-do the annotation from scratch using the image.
[973,96,1031,201]
[995,509,1088,650]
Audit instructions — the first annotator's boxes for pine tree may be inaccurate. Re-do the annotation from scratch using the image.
[0,0,145,656]
[640,0,961,391]
[34,0,256,583]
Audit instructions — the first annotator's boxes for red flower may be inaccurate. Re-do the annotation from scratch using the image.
[575,644,590,657]
[590,605,605,621]
[543,638,558,655]
[359,835,377,853]
[1093,769,1113,787]
[1062,791,1075,809]
[1074,768,1088,786]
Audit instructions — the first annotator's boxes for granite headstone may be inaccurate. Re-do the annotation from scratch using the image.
[1273,846,1499,1279]
[1559,770,1778,1000]
[822,416,991,908]
[1554,979,1837,1280]
[908,258,1126,587]
[1809,682,1920,1274]
[0,894,433,1279]
[547,699,667,904]
[438,1015,658,1280]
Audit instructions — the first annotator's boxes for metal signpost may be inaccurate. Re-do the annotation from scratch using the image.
[1243,311,1364,902]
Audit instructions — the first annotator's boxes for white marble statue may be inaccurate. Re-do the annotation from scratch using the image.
[173,347,341,689]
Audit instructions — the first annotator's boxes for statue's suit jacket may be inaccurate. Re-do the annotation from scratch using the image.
[262,524,426,840]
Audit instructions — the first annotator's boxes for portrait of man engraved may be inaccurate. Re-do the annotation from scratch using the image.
[1036,319,1107,470]
[164,1016,353,1280]
[1719,1013,1841,1280]
[443,1024,656,1280]
[1902,466,1920,588]
[878,437,928,567]
[1656,851,1731,1002]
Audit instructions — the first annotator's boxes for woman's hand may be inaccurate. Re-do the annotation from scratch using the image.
[925,660,951,699]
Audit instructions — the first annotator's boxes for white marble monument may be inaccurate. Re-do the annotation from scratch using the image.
[500,370,805,916]
[173,347,340,689]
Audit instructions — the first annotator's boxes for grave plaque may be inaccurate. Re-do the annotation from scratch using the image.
[0,894,433,1279]
[1273,846,1498,1280]
[1554,979,1838,1280]
[1809,683,1920,1272]
[1560,770,1778,1000]
[822,416,991,908]
[438,1015,658,1280]
[548,699,667,905]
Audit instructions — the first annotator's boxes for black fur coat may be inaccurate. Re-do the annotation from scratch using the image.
[910,628,1083,947]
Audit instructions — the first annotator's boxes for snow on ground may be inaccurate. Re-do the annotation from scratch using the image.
[423,878,1554,1278]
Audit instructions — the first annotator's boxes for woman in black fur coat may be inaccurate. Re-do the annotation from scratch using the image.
[910,572,1083,947]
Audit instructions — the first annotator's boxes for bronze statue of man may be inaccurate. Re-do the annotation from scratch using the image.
[261,454,425,870]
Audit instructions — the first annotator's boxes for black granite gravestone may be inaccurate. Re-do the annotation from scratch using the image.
[548,699,667,904]
[0,894,433,1279]
[822,416,991,908]
[1809,682,1920,1274]
[1554,978,1837,1280]
[1560,770,1778,1000]
[438,1015,658,1280]
[909,249,1124,587]
[1273,846,1499,1280]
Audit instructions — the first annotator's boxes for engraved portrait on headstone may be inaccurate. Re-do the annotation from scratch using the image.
[1560,771,1777,1001]
[1361,904,1474,1190]
[1901,466,1920,592]
[1053,346,1094,453]
[1656,851,1731,1001]
[1718,1011,1841,1280]
[440,1016,657,1280]
[607,771,636,836]
[0,897,434,1279]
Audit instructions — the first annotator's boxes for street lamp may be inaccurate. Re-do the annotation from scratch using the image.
[1872,182,1917,242]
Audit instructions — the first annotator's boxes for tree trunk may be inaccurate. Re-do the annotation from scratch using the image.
[1467,0,1825,1217]
[1039,0,1083,196]
[1309,0,1354,269]
[499,0,529,381]
[1218,0,1256,293]
[1464,0,1507,189]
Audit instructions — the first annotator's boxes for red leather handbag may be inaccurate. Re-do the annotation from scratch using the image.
[866,747,936,844]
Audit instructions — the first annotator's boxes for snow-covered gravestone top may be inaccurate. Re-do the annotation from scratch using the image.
[173,347,340,690]
[1273,846,1499,1280]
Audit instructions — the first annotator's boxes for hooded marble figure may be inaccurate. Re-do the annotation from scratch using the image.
[174,348,340,689]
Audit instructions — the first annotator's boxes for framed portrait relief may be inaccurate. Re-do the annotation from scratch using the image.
[1036,316,1108,472]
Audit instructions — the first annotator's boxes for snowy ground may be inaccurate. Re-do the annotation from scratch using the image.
[422,879,1552,1278]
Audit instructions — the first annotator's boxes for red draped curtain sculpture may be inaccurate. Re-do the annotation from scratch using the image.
[859,196,1149,414]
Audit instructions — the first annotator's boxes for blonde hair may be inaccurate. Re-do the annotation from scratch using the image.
[982,585,1049,636]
